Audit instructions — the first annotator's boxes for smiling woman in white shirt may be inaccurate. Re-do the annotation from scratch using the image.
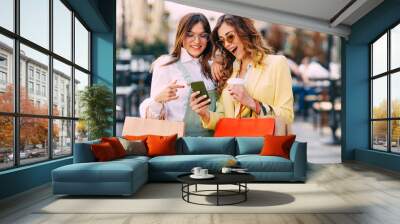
[139,13,217,136]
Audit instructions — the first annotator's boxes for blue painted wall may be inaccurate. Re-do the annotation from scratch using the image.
[343,0,400,171]
[92,33,114,87]
[342,44,369,160]
[0,158,72,199]
[355,149,400,172]
[91,0,116,135]
[92,25,116,135]
[0,0,116,200]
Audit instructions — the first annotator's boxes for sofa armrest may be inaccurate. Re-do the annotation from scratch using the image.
[289,141,307,181]
[73,140,100,163]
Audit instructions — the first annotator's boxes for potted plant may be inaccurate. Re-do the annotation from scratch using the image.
[79,84,113,140]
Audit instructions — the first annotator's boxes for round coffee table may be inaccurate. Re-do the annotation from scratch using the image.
[177,173,255,206]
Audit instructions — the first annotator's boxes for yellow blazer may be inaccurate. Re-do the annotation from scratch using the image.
[203,54,294,130]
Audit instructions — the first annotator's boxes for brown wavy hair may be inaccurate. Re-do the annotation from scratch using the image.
[211,15,274,93]
[164,13,213,79]
[212,49,235,95]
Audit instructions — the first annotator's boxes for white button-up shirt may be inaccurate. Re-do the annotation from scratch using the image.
[139,48,215,121]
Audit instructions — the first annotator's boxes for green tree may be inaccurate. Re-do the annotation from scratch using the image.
[79,84,113,140]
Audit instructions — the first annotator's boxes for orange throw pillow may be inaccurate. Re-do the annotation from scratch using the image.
[260,135,296,159]
[123,135,148,141]
[101,137,126,158]
[146,134,177,157]
[91,142,117,161]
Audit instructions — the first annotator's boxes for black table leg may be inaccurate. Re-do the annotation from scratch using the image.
[181,184,183,199]
[187,184,190,202]
[245,183,247,201]
[217,184,220,206]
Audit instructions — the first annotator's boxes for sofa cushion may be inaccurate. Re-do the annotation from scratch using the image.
[118,138,147,156]
[177,137,235,155]
[236,137,264,155]
[236,155,293,172]
[260,135,296,159]
[91,142,118,161]
[101,137,127,158]
[149,154,235,172]
[52,159,147,183]
[147,134,177,157]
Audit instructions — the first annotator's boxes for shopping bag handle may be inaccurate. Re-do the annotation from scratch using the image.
[236,104,257,119]
[145,102,166,120]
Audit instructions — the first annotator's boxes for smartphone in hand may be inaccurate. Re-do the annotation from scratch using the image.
[190,81,210,104]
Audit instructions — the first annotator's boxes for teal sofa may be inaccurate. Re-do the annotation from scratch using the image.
[52,137,307,196]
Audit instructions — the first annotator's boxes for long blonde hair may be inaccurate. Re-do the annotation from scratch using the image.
[211,15,274,93]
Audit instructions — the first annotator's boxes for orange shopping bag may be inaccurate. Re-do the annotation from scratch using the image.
[214,105,275,137]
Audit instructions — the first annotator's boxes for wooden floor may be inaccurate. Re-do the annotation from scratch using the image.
[1,162,400,224]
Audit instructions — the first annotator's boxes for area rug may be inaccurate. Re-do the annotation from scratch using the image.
[37,183,362,214]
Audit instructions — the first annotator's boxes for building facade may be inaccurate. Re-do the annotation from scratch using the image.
[0,41,74,154]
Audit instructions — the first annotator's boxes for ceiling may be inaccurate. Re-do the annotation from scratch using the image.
[169,0,384,37]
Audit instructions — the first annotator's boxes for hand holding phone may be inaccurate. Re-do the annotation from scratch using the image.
[190,81,210,104]
[190,89,211,124]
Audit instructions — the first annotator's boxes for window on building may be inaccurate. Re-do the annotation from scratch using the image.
[0,55,7,67]
[0,71,6,84]
[54,88,58,104]
[371,23,400,154]
[28,81,34,94]
[35,83,40,95]
[0,0,91,170]
[0,54,7,87]
[42,85,46,97]
[28,67,34,80]
[53,59,72,117]
[35,70,41,81]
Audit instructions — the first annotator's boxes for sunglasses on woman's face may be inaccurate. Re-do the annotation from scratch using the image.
[218,32,236,46]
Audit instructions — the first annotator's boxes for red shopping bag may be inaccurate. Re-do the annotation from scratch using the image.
[214,105,275,137]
